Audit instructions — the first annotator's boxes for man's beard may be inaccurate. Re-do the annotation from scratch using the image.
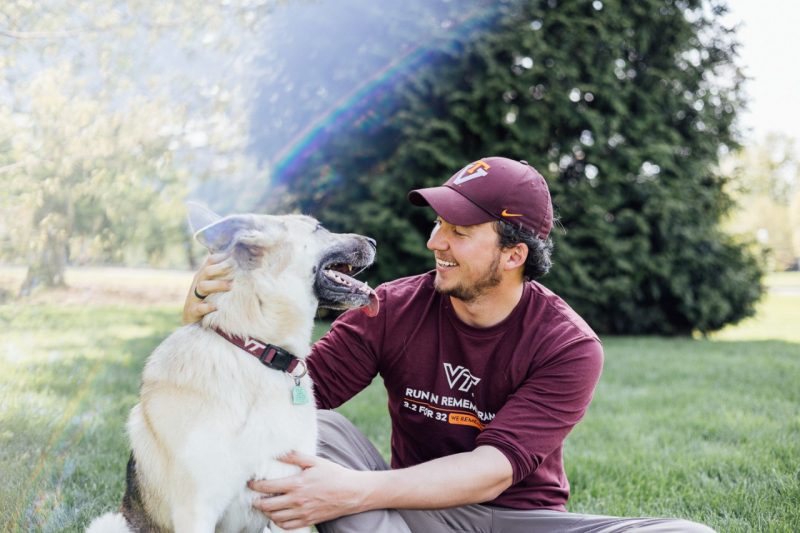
[434,251,502,303]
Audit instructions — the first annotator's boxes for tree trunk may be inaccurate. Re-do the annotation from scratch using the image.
[19,216,69,297]
[183,231,198,270]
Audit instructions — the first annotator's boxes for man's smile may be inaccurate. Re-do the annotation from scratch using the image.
[436,258,458,269]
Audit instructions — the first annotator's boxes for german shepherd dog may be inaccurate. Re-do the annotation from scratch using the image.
[88,205,378,532]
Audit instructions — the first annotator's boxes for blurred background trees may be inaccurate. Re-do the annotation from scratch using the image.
[2,0,794,334]
[722,133,799,271]
[274,0,765,335]
[0,0,271,294]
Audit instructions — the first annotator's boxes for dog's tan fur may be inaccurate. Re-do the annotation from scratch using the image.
[88,208,376,533]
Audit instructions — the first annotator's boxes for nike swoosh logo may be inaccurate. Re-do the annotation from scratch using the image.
[501,209,523,217]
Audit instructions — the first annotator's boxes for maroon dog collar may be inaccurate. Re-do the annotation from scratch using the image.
[212,327,302,375]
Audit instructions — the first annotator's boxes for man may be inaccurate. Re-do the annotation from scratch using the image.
[185,157,714,532]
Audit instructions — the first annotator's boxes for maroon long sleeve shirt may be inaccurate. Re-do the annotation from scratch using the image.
[308,271,603,510]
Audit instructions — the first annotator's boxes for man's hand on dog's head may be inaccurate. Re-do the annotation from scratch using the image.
[182,253,235,325]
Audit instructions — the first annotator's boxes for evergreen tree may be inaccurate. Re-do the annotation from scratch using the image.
[274,0,763,335]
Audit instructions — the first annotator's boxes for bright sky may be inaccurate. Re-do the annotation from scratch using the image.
[724,0,800,144]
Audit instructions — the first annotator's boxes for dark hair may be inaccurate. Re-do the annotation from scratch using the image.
[494,220,553,280]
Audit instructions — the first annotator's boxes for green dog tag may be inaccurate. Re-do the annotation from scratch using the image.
[292,384,309,405]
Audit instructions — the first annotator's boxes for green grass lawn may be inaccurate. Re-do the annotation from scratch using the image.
[1,271,798,532]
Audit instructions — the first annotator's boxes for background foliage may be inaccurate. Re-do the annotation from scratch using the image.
[0,0,273,293]
[1,0,772,334]
[722,134,800,271]
[275,0,764,335]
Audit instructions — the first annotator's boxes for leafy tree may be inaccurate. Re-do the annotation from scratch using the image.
[722,134,799,271]
[0,0,271,294]
[274,0,763,335]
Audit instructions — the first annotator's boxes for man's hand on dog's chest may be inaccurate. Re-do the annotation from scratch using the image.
[249,451,369,530]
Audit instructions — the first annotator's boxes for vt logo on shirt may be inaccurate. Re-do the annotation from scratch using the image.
[443,363,481,392]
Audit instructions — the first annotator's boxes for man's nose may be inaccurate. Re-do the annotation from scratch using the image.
[427,224,446,251]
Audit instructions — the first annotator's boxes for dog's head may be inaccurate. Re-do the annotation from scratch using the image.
[188,203,379,317]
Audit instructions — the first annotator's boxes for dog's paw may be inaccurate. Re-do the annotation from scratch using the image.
[86,512,134,533]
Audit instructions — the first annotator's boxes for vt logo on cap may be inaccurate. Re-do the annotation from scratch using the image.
[453,160,491,185]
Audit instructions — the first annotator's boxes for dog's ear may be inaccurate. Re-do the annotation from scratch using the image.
[231,220,289,270]
[194,215,286,269]
[193,215,248,252]
[186,201,222,236]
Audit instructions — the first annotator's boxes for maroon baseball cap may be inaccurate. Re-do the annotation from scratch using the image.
[408,157,553,239]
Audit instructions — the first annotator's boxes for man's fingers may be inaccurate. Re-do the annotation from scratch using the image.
[248,476,296,495]
[206,252,229,265]
[275,519,308,531]
[183,254,229,324]
[253,499,311,530]
[195,254,233,284]
[195,279,232,298]
[205,257,235,278]
[252,494,288,513]
[267,510,309,530]
[278,451,317,469]
[194,301,217,316]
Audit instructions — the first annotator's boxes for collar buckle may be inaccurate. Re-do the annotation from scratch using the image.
[259,344,299,373]
[212,327,300,374]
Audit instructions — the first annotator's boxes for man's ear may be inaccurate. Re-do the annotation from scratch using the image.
[503,242,529,272]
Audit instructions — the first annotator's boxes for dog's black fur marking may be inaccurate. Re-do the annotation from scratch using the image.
[121,453,166,532]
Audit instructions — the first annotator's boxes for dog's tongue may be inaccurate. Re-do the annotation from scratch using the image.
[361,288,380,317]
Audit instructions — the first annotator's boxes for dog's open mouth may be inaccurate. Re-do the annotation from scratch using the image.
[315,255,380,317]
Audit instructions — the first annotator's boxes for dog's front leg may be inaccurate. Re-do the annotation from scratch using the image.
[171,503,219,533]
[168,468,235,533]
[162,422,246,533]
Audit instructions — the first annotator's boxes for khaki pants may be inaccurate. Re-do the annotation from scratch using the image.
[316,410,715,533]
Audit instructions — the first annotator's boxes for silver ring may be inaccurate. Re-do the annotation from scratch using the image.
[290,359,308,379]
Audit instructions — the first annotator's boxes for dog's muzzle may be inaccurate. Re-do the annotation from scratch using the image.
[314,237,379,316]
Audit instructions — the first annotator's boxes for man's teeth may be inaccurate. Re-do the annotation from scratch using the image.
[436,259,457,267]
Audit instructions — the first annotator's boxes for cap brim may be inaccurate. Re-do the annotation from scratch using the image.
[407,186,495,227]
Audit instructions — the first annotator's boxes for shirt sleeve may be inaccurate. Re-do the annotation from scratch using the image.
[474,336,604,484]
[307,287,387,409]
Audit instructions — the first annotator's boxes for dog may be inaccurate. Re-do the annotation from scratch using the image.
[87,204,378,532]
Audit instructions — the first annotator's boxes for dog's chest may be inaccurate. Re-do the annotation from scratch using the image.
[144,330,318,453]
[227,371,318,485]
